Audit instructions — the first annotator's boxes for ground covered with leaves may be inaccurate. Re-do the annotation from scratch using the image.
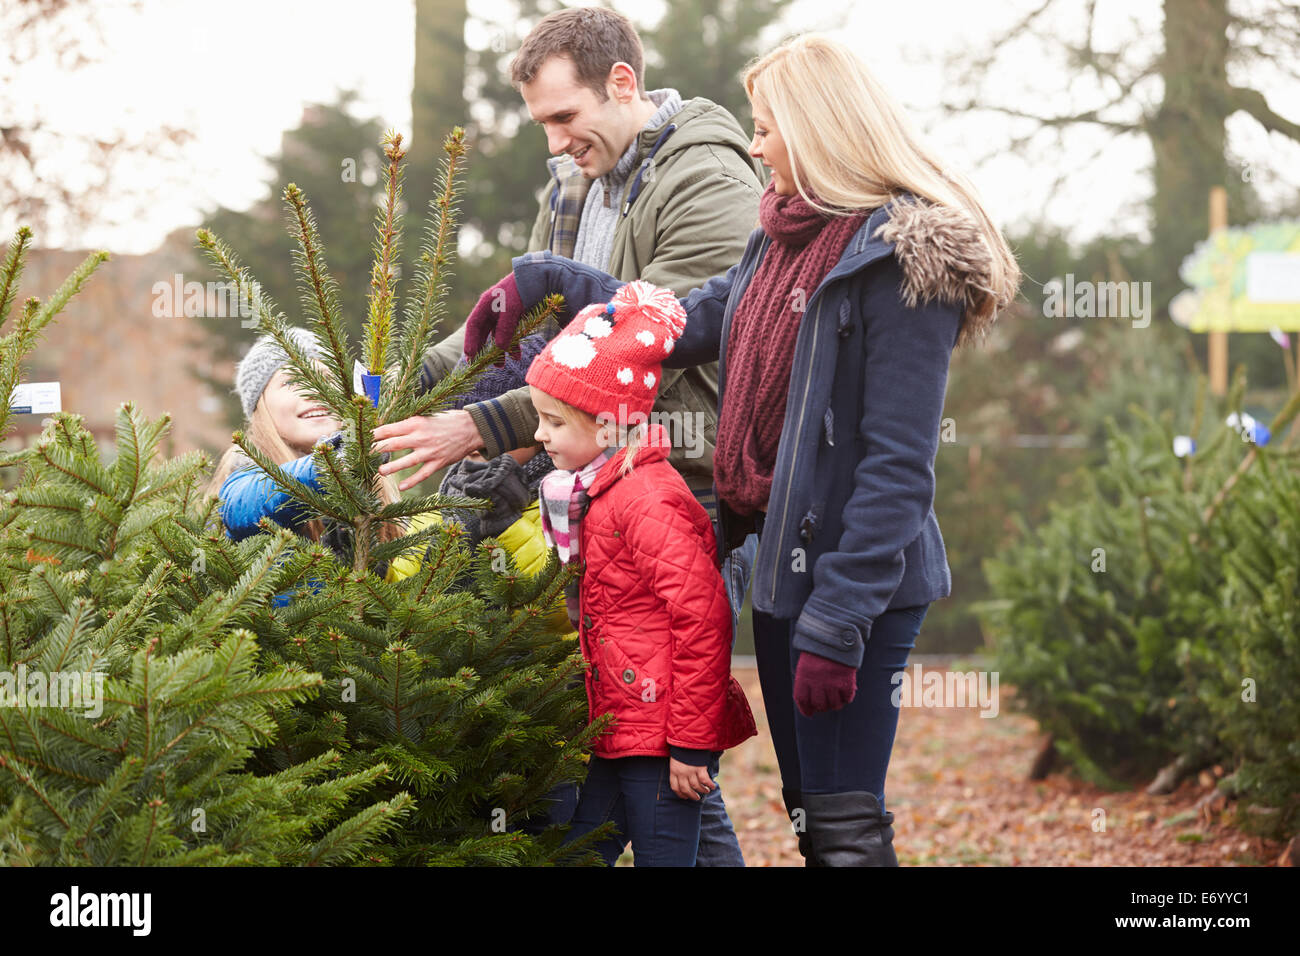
[716,664,1286,867]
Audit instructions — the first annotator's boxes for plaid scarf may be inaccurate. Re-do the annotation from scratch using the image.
[538,445,617,628]
[544,156,594,258]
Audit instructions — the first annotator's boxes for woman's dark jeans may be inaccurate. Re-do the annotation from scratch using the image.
[753,600,927,812]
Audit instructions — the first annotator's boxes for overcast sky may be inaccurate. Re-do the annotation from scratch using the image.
[7,0,1300,257]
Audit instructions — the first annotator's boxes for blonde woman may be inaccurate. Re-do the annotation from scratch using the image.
[466,33,1019,865]
[208,329,423,589]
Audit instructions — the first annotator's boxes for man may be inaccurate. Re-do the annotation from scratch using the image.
[372,5,764,867]
[375,6,761,516]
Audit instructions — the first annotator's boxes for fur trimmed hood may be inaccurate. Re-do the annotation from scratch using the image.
[872,195,1019,348]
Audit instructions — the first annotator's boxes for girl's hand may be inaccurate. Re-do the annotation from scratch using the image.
[669,758,715,801]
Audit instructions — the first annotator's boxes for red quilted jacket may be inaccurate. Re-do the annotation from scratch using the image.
[576,423,757,760]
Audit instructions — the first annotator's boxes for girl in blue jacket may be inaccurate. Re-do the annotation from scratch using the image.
[207,328,417,588]
[462,34,1020,865]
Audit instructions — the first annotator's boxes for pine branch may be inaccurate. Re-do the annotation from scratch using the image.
[312,437,372,517]
[132,451,208,505]
[67,760,142,856]
[111,402,147,503]
[92,560,171,650]
[1200,385,1300,528]
[387,128,468,414]
[282,183,355,395]
[162,533,300,649]
[39,596,96,674]
[0,227,33,329]
[365,518,448,569]
[33,439,114,496]
[364,131,406,377]
[194,229,353,423]
[11,485,82,514]
[229,430,353,524]
[151,641,322,760]
[406,294,565,420]
[29,564,75,616]
[374,490,487,521]
[2,240,105,446]
[261,312,352,424]
[29,249,109,338]
[0,749,74,832]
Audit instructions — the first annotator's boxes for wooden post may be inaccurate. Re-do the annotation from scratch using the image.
[1208,186,1229,396]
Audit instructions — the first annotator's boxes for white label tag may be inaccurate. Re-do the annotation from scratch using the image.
[353,360,367,397]
[1246,252,1300,303]
[8,381,61,414]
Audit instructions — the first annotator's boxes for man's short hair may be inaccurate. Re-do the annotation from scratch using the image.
[510,6,646,100]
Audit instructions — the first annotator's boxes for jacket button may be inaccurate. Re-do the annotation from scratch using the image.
[837,302,852,338]
[583,614,592,628]
[622,668,635,684]
[613,530,620,537]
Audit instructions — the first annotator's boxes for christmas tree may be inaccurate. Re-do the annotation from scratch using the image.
[980,368,1300,839]
[0,229,410,865]
[1,127,609,865]
[196,129,608,864]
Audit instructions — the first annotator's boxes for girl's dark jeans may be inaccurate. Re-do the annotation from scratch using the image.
[563,755,703,866]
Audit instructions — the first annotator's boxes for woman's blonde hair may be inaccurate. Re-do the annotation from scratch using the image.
[547,395,647,478]
[743,33,1019,328]
[205,398,405,545]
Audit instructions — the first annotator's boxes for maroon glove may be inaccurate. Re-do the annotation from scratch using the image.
[793,651,858,717]
[462,273,524,367]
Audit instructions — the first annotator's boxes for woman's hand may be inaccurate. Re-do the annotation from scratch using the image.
[793,651,858,716]
[669,758,716,801]
[462,273,524,365]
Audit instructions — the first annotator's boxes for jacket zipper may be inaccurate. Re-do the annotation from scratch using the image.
[771,298,823,605]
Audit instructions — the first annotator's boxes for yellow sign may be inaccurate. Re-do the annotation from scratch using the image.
[1170,222,1300,332]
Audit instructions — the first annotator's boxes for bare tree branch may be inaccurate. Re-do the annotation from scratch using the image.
[945,0,1063,78]
[949,84,1145,134]
[1227,84,1300,141]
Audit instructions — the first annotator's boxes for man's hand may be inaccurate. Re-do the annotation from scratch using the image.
[373,410,484,491]
[669,758,716,801]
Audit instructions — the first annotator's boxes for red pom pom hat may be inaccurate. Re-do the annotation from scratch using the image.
[525,279,686,422]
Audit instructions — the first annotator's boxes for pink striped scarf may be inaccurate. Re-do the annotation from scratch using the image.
[538,445,617,627]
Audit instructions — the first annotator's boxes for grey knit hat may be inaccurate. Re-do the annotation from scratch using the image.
[234,327,323,417]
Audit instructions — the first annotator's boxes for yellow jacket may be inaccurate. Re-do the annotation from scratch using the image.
[386,503,578,639]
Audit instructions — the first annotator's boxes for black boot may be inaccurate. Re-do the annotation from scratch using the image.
[781,788,821,866]
[803,791,898,866]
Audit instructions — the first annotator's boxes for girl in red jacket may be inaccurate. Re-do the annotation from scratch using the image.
[525,279,757,867]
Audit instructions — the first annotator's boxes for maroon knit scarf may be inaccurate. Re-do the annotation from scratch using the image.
[714,183,868,515]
